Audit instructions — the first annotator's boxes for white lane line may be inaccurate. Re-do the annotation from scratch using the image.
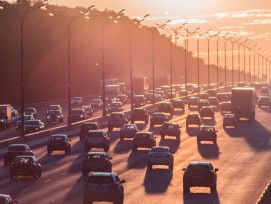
[44,179,51,183]
[61,173,68,176]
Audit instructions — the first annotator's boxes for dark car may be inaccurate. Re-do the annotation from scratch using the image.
[82,152,112,175]
[79,122,100,141]
[81,105,93,118]
[16,114,34,131]
[130,107,149,124]
[83,172,125,204]
[46,110,64,123]
[85,130,110,152]
[150,112,169,128]
[223,114,237,128]
[207,89,217,97]
[199,106,215,119]
[132,131,156,150]
[0,194,17,204]
[4,144,34,166]
[119,124,139,141]
[172,99,185,112]
[183,161,218,193]
[24,120,45,133]
[188,97,199,109]
[186,113,202,129]
[133,95,146,108]
[108,112,129,131]
[71,96,83,107]
[197,126,217,144]
[217,93,229,103]
[24,108,38,119]
[258,96,271,108]
[147,146,174,169]
[47,134,71,155]
[220,102,232,114]
[46,104,62,114]
[208,97,220,108]
[199,93,210,100]
[108,102,124,114]
[158,102,174,116]
[117,94,128,104]
[145,93,154,103]
[198,99,210,111]
[160,122,181,140]
[9,155,42,180]
[70,108,87,122]
[90,99,103,110]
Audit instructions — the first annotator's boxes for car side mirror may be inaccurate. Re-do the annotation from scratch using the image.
[215,168,219,172]
[182,168,186,171]
[121,180,125,183]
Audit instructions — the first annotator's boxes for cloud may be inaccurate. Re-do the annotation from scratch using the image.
[210,9,271,19]
[219,26,245,30]
[246,19,271,25]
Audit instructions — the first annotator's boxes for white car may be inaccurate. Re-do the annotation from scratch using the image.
[0,194,17,204]
[71,97,83,106]
[147,146,174,170]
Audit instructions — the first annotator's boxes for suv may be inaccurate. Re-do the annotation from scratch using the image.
[24,108,38,119]
[15,114,34,131]
[70,108,87,122]
[208,97,219,108]
[199,106,215,120]
[108,102,124,114]
[79,122,100,141]
[46,110,64,123]
[108,112,128,131]
[9,155,42,180]
[83,172,125,204]
[150,112,169,128]
[223,114,237,128]
[81,105,93,118]
[82,152,112,175]
[46,105,62,114]
[197,126,217,144]
[71,96,83,107]
[90,99,103,110]
[198,99,210,111]
[47,134,71,155]
[132,132,156,150]
[4,144,34,166]
[220,102,231,114]
[84,130,110,152]
[133,95,146,108]
[188,97,199,109]
[258,96,271,108]
[172,99,185,112]
[24,120,45,133]
[147,146,174,170]
[160,122,181,140]
[182,161,218,193]
[130,107,149,124]
[119,124,139,141]
[158,102,174,116]
[186,113,202,129]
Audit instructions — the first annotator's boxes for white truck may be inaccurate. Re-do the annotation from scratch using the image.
[105,85,120,99]
[0,104,12,129]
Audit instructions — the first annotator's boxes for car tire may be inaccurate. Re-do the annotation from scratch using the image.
[147,164,152,169]
[213,139,217,144]
[183,185,190,193]
[47,149,52,155]
[114,197,124,204]
[33,172,38,180]
[161,134,165,140]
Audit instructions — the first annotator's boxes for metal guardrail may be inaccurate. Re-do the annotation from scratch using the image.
[257,180,271,204]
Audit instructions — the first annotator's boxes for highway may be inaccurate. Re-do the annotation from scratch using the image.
[0,105,270,204]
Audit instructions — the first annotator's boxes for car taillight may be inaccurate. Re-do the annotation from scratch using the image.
[84,183,91,189]
[111,183,118,189]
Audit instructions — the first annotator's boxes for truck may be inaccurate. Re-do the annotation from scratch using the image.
[0,104,12,129]
[117,82,126,94]
[133,77,148,95]
[105,85,120,99]
[231,87,256,121]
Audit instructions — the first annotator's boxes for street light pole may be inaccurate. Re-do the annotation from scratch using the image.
[0,0,47,137]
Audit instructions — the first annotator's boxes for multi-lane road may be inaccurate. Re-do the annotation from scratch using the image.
[0,103,270,204]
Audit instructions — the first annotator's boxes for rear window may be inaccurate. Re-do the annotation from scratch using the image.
[136,133,151,138]
[25,120,39,125]
[13,157,33,164]
[187,165,212,173]
[86,137,103,143]
[110,114,124,119]
[86,154,105,160]
[151,148,168,153]
[82,124,97,130]
[8,145,26,151]
[200,127,215,132]
[71,109,84,114]
[50,136,65,141]
[87,176,114,184]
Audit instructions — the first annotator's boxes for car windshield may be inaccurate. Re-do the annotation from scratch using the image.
[200,127,215,132]
[187,165,212,173]
[87,176,114,184]
[86,154,105,160]
[82,124,97,130]
[8,145,26,151]
[25,120,40,125]
[110,103,122,107]
[48,106,61,110]
[122,125,136,130]
[87,137,103,143]
[50,136,65,141]
[13,157,33,164]
[151,148,168,153]
[71,109,83,114]
[153,114,164,118]
[163,124,175,129]
[48,110,61,115]
[91,99,101,104]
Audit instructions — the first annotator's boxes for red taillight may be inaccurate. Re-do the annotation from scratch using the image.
[84,183,91,189]
[111,183,118,189]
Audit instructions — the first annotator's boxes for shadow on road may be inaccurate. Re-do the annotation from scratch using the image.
[159,138,181,153]
[183,191,220,204]
[143,168,173,194]
[113,140,132,154]
[201,118,216,126]
[197,143,220,159]
[127,149,149,169]
[134,123,148,131]
[186,127,199,136]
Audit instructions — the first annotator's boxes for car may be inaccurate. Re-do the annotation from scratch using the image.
[182,161,218,193]
[160,122,181,140]
[147,146,174,169]
[188,97,199,109]
[117,94,128,104]
[197,126,217,144]
[24,120,45,133]
[186,113,202,129]
[108,102,124,114]
[165,91,177,99]
[15,113,34,131]
[220,102,232,114]
[130,107,149,124]
[0,194,17,204]
[260,87,270,96]
[4,144,34,166]
[71,96,83,106]
[217,93,229,103]
[258,96,271,108]
[84,130,110,152]
[158,102,174,116]
[81,105,93,118]
[208,97,220,108]
[83,172,125,204]
[199,106,215,119]
[82,152,112,175]
[119,124,139,141]
[223,114,237,128]
[79,122,100,141]
[145,92,154,102]
[133,95,146,108]
[70,108,87,122]
[46,104,62,114]
[108,112,128,131]
[199,93,209,100]
[9,155,42,180]
[90,98,103,110]
[132,131,156,150]
[47,134,71,155]
[207,89,217,97]
[150,112,169,128]
[24,107,38,119]
[46,110,64,123]
[179,89,187,96]
[172,99,185,111]
[198,99,210,111]
[11,107,19,126]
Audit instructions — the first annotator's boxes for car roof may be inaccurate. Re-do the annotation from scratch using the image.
[51,134,67,137]
[163,122,178,125]
[153,112,166,115]
[9,144,29,147]
[111,112,124,115]
[83,122,98,125]
[88,130,104,133]
[15,155,35,159]
[0,194,11,198]
[86,152,107,156]
[151,146,169,149]
[188,161,212,166]
[88,172,117,177]
[188,112,199,116]
[136,131,152,135]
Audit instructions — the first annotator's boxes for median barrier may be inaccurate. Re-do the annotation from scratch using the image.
[257,179,271,204]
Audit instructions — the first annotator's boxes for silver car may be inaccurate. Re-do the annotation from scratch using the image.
[147,146,174,170]
[0,194,17,204]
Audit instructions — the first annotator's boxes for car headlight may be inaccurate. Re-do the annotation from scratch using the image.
[47,116,50,119]
[0,119,4,122]
[80,115,84,118]
[57,115,60,118]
